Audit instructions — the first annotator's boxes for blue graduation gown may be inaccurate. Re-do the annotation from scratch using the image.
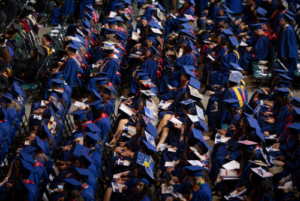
[26,182,38,201]
[195,0,209,15]
[81,185,94,201]
[50,0,75,25]
[79,0,93,19]
[139,58,157,80]
[276,25,298,77]
[240,35,270,71]
[189,183,212,201]
[94,115,111,139]
[219,51,239,87]
[60,57,80,89]
[101,57,120,85]
[226,0,243,13]
[106,0,121,13]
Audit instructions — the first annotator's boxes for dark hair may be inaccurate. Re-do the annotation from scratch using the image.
[12,183,29,201]
[74,118,87,128]
[135,182,155,201]
[219,36,227,46]
[65,190,85,201]
[241,149,256,172]
[92,107,105,120]
[253,179,275,199]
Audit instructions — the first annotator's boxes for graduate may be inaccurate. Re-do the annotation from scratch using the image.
[49,0,75,26]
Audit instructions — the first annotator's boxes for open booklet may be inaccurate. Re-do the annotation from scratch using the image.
[119,103,133,116]
[158,100,172,109]
[188,85,203,100]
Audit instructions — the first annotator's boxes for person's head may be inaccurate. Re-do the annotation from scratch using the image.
[218,9,224,16]
[141,19,148,27]
[280,16,288,27]
[248,0,256,6]
[67,48,75,56]
[180,73,189,83]
[41,34,52,44]
[109,24,118,30]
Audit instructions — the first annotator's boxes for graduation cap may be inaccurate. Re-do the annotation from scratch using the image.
[81,18,91,28]
[103,43,114,53]
[184,166,205,176]
[241,102,254,114]
[84,123,101,132]
[71,110,87,120]
[140,15,148,20]
[195,135,212,153]
[286,10,296,17]
[21,146,38,154]
[278,73,293,81]
[287,122,300,134]
[224,99,240,108]
[1,95,13,104]
[89,100,103,110]
[154,2,165,11]
[84,132,101,144]
[258,17,269,23]
[145,121,157,138]
[228,36,239,47]
[257,7,267,17]
[74,167,91,182]
[222,28,234,36]
[20,150,35,164]
[84,5,94,11]
[249,23,263,31]
[68,43,79,53]
[115,3,125,9]
[19,159,36,177]
[42,121,55,141]
[221,4,233,14]
[107,18,118,25]
[73,144,90,156]
[24,5,35,12]
[115,16,124,22]
[137,73,150,80]
[89,89,103,100]
[37,46,45,56]
[99,86,113,96]
[63,178,83,191]
[282,13,294,22]
[12,23,22,31]
[179,29,196,39]
[189,77,200,90]
[274,88,290,97]
[278,79,291,88]
[149,20,164,30]
[185,0,195,5]
[71,40,82,48]
[177,17,191,23]
[181,22,194,30]
[72,130,84,139]
[217,16,228,22]
[291,97,300,107]
[238,142,255,151]
[49,79,64,88]
[230,63,243,71]
[16,179,30,195]
[123,0,132,5]
[138,166,156,185]
[182,66,196,78]
[31,135,46,153]
[147,46,158,55]
[85,12,93,20]
[75,34,84,42]
[14,77,25,85]
[228,72,241,84]
[140,140,157,155]
[194,117,208,132]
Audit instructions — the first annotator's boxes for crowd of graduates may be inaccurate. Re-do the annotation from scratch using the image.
[0,0,300,201]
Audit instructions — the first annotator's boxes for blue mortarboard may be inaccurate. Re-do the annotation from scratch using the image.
[1,95,13,104]
[43,121,54,140]
[144,106,154,120]
[195,136,212,153]
[288,123,300,134]
[258,17,269,23]
[13,84,24,96]
[75,34,84,42]
[64,178,83,191]
[181,22,194,30]
[239,143,255,151]
[84,132,101,144]
[99,87,112,95]
[82,18,91,28]
[19,159,36,175]
[71,110,87,120]
[85,12,92,20]
[257,7,267,17]
[224,99,240,108]
[155,2,164,11]
[90,100,103,110]
[137,73,150,80]
[49,79,64,88]
[177,17,191,23]
[20,150,35,164]
[123,0,131,5]
[274,88,290,97]
[73,130,84,139]
[195,118,209,132]
[107,18,118,25]
[249,23,263,31]
[285,10,296,17]
[291,97,300,107]
[283,13,294,22]
[230,63,243,71]
[273,69,288,76]
[179,29,196,39]
[241,102,254,114]
[85,5,94,11]
[103,43,114,53]
[90,89,103,100]
[145,122,157,138]
[189,77,200,90]
[115,16,124,22]
[14,77,25,85]
[74,167,91,182]
[185,0,195,5]
[221,4,233,13]
[222,29,234,36]
[278,79,291,88]
[217,16,228,22]
[184,166,205,176]
[254,128,265,142]
[148,46,158,55]
[189,127,202,140]
[278,73,293,81]
[73,144,90,157]
[140,140,158,154]
[84,123,101,132]
[149,20,163,29]
[21,146,38,154]
[71,40,82,48]
[141,15,148,20]
[33,135,46,153]
[68,43,79,53]
[229,36,239,46]
[180,99,196,105]
[50,72,64,79]
[182,66,196,78]
[228,72,241,84]
[115,3,124,9]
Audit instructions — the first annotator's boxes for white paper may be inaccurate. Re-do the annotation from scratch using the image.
[251,167,273,178]
[225,189,247,200]
[109,11,117,18]
[297,64,300,69]
[188,160,204,166]
[161,184,174,194]
[120,96,128,100]
[41,100,46,107]
[119,103,133,116]
[169,116,182,125]
[266,146,280,152]
[184,14,194,20]
[187,114,199,123]
[168,148,176,152]
[196,105,205,120]
[240,41,248,46]
[278,181,292,189]
[58,185,64,189]
[258,65,268,70]
[141,90,155,96]
[165,161,176,167]
[50,29,59,33]
[151,27,163,34]
[160,143,167,151]
[49,174,53,181]
[117,159,131,166]
[24,141,30,145]
[258,60,268,65]
[188,85,203,99]
[34,114,42,120]
[112,182,125,193]
[131,32,140,40]
[222,160,240,170]
[113,171,130,179]
[220,169,239,178]
[137,28,141,34]
[122,133,132,138]
[74,101,87,108]
[158,100,172,109]
[207,54,215,61]
[92,64,100,69]
[128,54,142,58]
